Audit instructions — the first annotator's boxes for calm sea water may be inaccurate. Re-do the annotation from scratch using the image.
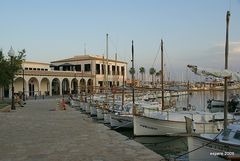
[117,128,188,161]
[173,89,239,110]
[116,90,240,161]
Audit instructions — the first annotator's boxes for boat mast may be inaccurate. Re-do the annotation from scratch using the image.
[122,67,125,109]
[105,33,109,103]
[161,39,164,109]
[132,40,135,114]
[224,11,230,132]
[113,53,117,110]
[115,53,117,86]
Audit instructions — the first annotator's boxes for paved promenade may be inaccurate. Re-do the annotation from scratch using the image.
[0,99,164,161]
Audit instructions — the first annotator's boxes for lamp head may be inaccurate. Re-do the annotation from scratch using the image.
[8,46,15,57]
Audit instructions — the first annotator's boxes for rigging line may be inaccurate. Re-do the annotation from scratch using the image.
[109,37,118,54]
[164,43,174,81]
[174,130,223,160]
[152,42,161,67]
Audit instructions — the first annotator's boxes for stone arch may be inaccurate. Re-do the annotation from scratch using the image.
[13,77,26,95]
[28,77,39,96]
[40,77,50,96]
[87,79,93,93]
[62,78,70,95]
[52,78,60,95]
[71,78,78,94]
[80,78,86,93]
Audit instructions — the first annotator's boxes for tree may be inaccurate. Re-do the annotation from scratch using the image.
[149,67,156,84]
[155,70,161,83]
[139,67,145,85]
[0,49,26,88]
[129,67,135,87]
[0,51,10,88]
[129,67,135,76]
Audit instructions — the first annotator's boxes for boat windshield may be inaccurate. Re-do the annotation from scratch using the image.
[233,130,240,140]
[221,129,231,140]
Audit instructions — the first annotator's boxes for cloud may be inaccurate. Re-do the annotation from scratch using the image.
[230,42,240,54]
[204,42,240,71]
[208,41,240,56]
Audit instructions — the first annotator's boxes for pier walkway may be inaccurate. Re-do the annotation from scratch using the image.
[0,99,164,161]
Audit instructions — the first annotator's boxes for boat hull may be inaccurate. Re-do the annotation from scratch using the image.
[110,114,133,129]
[133,115,222,136]
[81,102,86,111]
[90,105,97,116]
[70,99,80,107]
[85,103,90,114]
[96,108,104,120]
[104,112,110,124]
[188,136,240,161]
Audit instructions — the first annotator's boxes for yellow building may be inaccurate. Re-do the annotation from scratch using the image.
[3,55,127,98]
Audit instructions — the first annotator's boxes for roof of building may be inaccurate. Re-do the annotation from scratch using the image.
[23,60,50,66]
[16,70,94,77]
[51,54,127,64]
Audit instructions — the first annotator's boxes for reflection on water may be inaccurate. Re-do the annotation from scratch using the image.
[117,129,188,161]
[134,136,188,161]
[166,90,239,110]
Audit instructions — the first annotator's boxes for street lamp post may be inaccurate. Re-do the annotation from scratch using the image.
[8,47,15,110]
[74,70,77,94]
[22,68,25,102]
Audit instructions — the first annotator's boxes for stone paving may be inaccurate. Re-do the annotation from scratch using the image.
[0,99,164,161]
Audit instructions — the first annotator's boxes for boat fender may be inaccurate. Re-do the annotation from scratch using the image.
[192,120,196,132]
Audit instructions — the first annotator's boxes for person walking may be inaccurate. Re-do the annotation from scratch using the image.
[15,94,24,107]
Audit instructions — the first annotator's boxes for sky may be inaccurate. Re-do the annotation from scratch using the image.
[1,0,240,81]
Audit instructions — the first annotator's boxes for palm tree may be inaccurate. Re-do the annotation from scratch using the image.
[129,67,135,87]
[149,67,156,84]
[155,71,160,84]
[129,67,135,76]
[139,67,145,85]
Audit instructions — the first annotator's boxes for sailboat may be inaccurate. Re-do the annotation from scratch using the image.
[133,40,234,136]
[96,34,110,120]
[109,41,162,129]
[110,40,135,129]
[187,11,240,161]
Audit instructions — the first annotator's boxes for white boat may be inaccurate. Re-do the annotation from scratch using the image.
[96,108,104,120]
[110,113,133,129]
[81,102,86,111]
[90,102,97,116]
[187,11,240,161]
[109,101,160,129]
[207,99,224,113]
[133,111,234,136]
[70,98,80,107]
[171,91,189,97]
[103,110,111,124]
[207,94,240,113]
[85,103,90,114]
[188,123,240,161]
[156,91,171,98]
[142,92,156,101]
